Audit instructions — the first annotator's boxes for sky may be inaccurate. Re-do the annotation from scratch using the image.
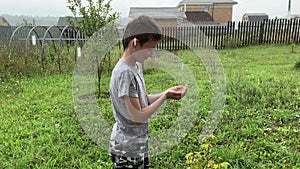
[0,0,300,21]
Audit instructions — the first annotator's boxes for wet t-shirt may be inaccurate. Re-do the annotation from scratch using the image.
[109,60,149,158]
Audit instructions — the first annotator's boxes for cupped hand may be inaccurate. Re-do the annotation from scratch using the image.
[165,85,188,100]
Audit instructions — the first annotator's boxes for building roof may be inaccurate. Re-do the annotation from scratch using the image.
[178,0,237,6]
[243,13,268,17]
[185,11,214,22]
[180,11,216,25]
[57,17,82,26]
[129,7,186,19]
[290,14,300,18]
[243,13,269,21]
[0,16,10,26]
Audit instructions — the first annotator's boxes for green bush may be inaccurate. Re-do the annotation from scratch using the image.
[0,44,77,77]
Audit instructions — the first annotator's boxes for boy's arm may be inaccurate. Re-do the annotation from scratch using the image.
[147,93,164,104]
[125,85,188,123]
[147,85,188,104]
[124,94,166,123]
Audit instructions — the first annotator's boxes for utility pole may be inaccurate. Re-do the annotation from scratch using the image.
[287,0,292,19]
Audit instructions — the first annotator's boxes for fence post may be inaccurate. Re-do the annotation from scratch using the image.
[294,19,300,43]
[287,19,292,44]
[259,21,264,44]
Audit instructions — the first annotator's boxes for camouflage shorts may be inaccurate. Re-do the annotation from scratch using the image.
[110,154,150,169]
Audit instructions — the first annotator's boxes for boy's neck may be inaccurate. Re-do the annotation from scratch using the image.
[121,50,136,67]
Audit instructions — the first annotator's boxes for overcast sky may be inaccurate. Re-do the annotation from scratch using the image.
[0,0,300,21]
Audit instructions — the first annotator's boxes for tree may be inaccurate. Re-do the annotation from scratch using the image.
[67,0,119,98]
[66,0,119,36]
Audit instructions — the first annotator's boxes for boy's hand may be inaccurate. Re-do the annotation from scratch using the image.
[165,85,188,100]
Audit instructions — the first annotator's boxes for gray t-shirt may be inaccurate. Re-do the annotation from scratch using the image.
[109,60,149,158]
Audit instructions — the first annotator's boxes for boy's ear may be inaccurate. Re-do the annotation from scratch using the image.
[133,38,137,47]
[131,38,140,48]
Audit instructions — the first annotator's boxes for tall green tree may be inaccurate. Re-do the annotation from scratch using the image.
[66,0,119,36]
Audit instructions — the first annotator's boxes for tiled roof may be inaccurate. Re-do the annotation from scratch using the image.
[180,11,216,25]
[129,7,186,19]
[178,0,237,5]
[185,11,214,22]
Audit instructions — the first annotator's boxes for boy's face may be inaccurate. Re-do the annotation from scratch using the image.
[133,40,159,64]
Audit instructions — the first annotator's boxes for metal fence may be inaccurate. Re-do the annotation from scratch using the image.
[157,18,300,50]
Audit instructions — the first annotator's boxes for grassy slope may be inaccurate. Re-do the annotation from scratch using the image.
[0,44,299,168]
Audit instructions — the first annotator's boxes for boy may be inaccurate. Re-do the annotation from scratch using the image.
[109,15,188,169]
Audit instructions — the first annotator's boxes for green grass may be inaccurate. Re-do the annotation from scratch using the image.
[0,74,112,168]
[0,44,300,168]
[214,45,300,169]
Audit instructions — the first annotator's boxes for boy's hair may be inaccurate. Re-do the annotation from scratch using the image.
[122,15,162,50]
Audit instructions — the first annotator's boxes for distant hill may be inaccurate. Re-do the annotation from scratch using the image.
[0,14,129,27]
[0,14,59,26]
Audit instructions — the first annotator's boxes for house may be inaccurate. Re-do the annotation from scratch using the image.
[128,7,186,27]
[57,16,82,26]
[178,0,237,24]
[128,0,237,27]
[57,17,71,26]
[0,16,10,26]
[242,13,269,22]
[290,14,300,19]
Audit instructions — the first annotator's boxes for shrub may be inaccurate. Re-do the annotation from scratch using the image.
[224,36,242,49]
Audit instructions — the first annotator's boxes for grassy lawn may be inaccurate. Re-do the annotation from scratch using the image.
[0,44,299,168]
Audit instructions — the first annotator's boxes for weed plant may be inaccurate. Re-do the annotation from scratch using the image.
[294,57,300,69]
